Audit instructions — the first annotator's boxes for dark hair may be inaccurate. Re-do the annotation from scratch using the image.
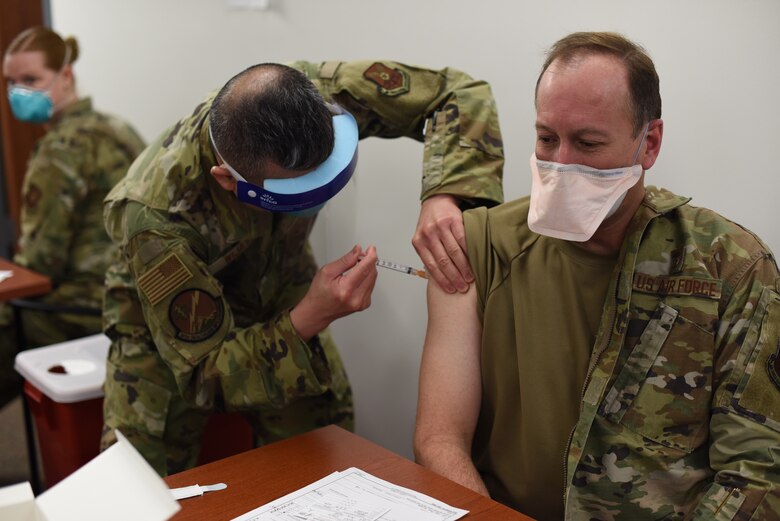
[535,32,661,136]
[5,26,79,70]
[209,63,334,180]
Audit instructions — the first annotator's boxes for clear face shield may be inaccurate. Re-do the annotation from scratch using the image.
[210,103,359,215]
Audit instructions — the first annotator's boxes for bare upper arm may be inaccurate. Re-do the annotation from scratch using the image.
[415,279,482,450]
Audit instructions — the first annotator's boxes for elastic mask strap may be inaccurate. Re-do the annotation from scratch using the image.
[45,43,72,92]
[42,44,72,117]
[208,125,249,183]
[59,43,71,74]
[631,123,651,164]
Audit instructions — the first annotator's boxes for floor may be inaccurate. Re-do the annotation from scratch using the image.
[0,395,35,487]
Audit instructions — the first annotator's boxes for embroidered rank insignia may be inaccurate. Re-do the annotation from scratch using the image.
[25,184,42,210]
[363,62,409,96]
[137,253,193,306]
[768,340,780,392]
[669,248,685,274]
[168,289,224,342]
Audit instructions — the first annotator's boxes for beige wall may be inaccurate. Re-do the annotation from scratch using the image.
[50,0,780,457]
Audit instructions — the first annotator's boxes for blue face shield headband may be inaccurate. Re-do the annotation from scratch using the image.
[210,105,359,213]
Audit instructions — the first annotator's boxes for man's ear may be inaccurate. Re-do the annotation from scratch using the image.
[641,119,663,171]
[210,165,237,192]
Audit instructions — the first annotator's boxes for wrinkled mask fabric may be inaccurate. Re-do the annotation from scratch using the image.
[8,86,55,123]
[528,125,649,242]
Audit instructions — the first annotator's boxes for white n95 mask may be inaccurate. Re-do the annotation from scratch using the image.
[528,124,649,242]
[527,155,642,241]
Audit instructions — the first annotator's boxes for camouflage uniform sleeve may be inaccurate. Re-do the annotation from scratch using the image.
[291,60,504,207]
[13,137,88,282]
[695,254,780,519]
[119,203,338,411]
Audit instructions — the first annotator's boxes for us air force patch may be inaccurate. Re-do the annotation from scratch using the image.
[363,62,409,96]
[137,253,193,306]
[169,289,224,342]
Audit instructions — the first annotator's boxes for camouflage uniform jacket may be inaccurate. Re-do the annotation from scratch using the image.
[102,61,504,417]
[14,97,145,308]
[468,187,780,519]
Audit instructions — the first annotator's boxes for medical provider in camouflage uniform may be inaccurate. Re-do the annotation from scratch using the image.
[100,60,504,475]
[0,27,144,408]
[415,32,780,520]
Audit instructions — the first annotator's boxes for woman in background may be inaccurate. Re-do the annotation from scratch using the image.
[0,26,146,408]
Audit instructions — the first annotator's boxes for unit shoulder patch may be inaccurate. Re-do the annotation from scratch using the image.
[363,62,409,96]
[735,294,780,430]
[168,289,224,342]
[768,341,780,392]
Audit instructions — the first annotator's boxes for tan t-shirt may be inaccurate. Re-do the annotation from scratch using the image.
[464,198,617,521]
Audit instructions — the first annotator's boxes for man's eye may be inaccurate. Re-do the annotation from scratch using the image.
[537,136,556,145]
[579,141,600,149]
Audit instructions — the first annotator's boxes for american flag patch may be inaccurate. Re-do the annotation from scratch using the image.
[137,253,193,306]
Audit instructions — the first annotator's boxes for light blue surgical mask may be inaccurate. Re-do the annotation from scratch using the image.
[7,45,71,124]
[8,86,55,123]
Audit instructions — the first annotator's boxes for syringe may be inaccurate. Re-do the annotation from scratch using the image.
[375,258,428,279]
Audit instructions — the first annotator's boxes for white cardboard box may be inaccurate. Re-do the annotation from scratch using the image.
[0,432,180,521]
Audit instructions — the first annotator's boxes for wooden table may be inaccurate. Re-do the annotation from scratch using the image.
[0,257,51,302]
[165,425,532,520]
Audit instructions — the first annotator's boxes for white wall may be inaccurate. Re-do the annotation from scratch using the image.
[50,0,780,458]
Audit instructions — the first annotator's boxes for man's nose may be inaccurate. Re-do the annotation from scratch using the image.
[553,142,576,164]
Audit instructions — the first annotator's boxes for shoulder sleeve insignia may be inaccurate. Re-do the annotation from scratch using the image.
[168,289,224,342]
[25,184,42,210]
[363,62,409,97]
[736,292,780,429]
[137,253,193,306]
[768,340,780,392]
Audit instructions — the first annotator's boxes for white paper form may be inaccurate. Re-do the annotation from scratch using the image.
[232,467,468,521]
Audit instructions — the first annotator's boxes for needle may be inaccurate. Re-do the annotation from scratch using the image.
[375,258,428,279]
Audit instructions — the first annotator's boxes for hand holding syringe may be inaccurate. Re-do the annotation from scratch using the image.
[375,258,428,280]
